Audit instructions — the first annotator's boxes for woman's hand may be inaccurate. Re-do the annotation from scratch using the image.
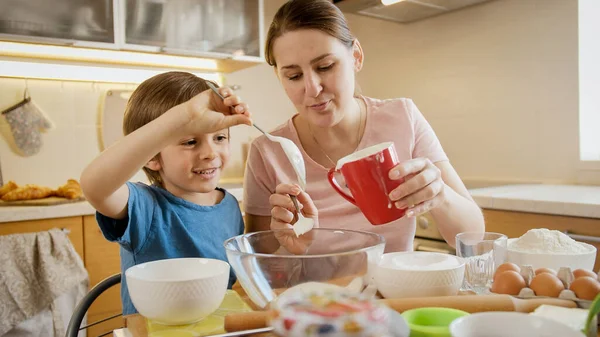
[183,86,252,135]
[388,157,448,218]
[270,183,319,255]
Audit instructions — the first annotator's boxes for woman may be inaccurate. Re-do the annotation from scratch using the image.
[243,0,484,251]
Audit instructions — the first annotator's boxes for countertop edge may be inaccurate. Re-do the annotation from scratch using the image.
[0,187,245,223]
[469,184,600,219]
[3,184,599,223]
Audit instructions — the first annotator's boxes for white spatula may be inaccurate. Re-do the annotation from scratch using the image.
[205,82,313,237]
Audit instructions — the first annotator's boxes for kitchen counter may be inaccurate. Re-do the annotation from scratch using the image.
[469,184,600,219]
[0,187,244,223]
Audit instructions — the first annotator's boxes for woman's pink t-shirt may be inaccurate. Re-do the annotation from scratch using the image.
[243,96,448,252]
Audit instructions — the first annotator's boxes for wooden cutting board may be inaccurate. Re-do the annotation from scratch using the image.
[0,196,86,206]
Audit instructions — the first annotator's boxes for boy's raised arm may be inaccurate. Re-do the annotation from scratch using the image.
[80,88,251,219]
[81,101,191,219]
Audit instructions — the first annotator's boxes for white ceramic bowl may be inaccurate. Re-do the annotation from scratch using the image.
[449,312,585,337]
[373,252,465,299]
[125,258,230,325]
[507,238,597,271]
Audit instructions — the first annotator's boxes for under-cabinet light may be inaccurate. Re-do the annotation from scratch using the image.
[381,0,404,5]
[0,41,219,71]
[0,60,220,84]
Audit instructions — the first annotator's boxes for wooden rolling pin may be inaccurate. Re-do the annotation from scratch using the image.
[224,295,577,332]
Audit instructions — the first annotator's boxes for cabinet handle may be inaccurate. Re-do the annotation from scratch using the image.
[416,245,451,254]
[565,231,600,243]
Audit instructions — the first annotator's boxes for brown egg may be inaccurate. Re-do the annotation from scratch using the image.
[491,270,527,295]
[529,273,565,297]
[573,269,597,279]
[494,263,521,281]
[569,276,600,300]
[534,268,556,276]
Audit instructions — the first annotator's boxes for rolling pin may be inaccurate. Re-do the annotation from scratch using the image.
[224,295,577,332]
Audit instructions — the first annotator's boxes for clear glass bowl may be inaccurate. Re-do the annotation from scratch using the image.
[224,228,386,308]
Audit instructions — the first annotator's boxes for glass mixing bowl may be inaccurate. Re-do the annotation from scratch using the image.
[224,228,386,308]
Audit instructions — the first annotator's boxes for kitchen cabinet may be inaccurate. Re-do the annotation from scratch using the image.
[124,0,261,58]
[0,216,84,258]
[483,209,600,271]
[83,215,123,335]
[0,0,264,72]
[0,0,115,45]
[0,215,122,335]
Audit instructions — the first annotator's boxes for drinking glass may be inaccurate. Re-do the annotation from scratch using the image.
[456,232,507,294]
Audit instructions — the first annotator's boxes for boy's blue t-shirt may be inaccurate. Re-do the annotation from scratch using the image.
[96,182,244,316]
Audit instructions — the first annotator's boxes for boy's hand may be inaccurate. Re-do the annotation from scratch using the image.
[183,86,252,134]
[270,183,319,255]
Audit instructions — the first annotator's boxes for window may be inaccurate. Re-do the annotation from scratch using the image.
[579,0,600,163]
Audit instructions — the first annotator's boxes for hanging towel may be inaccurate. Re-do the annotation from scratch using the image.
[0,228,89,336]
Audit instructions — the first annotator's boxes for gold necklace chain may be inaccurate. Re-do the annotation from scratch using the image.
[309,99,364,168]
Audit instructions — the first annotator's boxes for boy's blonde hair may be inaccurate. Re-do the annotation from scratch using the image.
[123,71,217,186]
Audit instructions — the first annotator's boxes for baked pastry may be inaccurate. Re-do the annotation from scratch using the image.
[1,184,53,201]
[0,181,18,198]
[53,179,83,199]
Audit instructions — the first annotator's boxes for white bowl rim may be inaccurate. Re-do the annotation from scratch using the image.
[125,257,230,283]
[507,238,597,256]
[223,228,386,259]
[449,311,584,335]
[377,251,466,272]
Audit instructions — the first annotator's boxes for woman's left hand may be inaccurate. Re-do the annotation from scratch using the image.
[388,158,447,217]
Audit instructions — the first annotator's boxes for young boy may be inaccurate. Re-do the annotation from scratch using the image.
[80,71,252,315]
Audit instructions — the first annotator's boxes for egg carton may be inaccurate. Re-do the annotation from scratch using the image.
[504,265,591,302]
[492,264,598,337]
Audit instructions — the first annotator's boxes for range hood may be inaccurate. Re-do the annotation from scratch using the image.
[334,0,496,24]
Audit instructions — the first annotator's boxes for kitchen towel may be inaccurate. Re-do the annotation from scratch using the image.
[0,228,89,337]
[1,91,54,156]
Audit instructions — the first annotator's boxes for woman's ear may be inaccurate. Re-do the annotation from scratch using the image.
[352,39,364,72]
[145,156,162,171]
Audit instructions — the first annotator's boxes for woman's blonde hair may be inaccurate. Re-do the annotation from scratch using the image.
[123,71,217,186]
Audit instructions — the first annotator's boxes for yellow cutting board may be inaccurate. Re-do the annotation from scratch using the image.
[0,196,86,206]
[145,290,254,337]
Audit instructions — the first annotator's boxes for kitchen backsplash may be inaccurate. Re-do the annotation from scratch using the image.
[0,78,260,188]
[0,78,135,187]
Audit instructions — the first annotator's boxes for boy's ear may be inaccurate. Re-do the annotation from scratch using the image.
[145,157,162,171]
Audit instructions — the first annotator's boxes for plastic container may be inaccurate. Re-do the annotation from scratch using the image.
[401,307,470,337]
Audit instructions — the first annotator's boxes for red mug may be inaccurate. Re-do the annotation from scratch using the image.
[327,142,406,225]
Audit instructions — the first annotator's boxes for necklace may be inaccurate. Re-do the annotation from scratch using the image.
[308,98,365,168]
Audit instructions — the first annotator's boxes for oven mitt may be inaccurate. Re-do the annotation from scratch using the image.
[2,97,54,157]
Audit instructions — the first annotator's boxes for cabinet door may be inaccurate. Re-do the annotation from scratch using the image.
[83,215,123,334]
[123,0,261,57]
[0,0,115,44]
[483,209,600,271]
[0,217,84,259]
